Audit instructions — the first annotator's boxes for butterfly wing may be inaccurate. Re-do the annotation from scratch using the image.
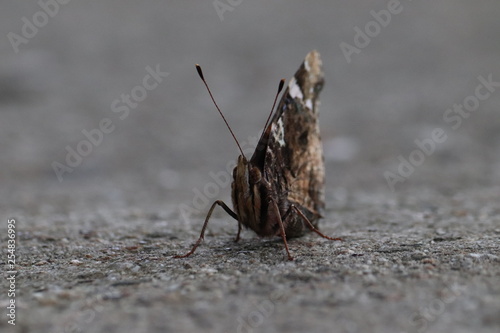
[251,50,325,228]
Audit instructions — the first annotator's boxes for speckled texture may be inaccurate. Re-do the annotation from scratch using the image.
[1,1,500,333]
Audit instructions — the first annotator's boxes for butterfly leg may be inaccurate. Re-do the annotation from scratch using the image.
[173,200,238,258]
[268,198,294,261]
[290,204,341,241]
[234,221,242,242]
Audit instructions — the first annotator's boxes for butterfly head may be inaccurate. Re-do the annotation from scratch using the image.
[233,155,262,189]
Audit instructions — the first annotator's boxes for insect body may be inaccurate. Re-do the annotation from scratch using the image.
[174,51,340,260]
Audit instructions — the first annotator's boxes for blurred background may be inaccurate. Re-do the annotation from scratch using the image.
[1,0,500,217]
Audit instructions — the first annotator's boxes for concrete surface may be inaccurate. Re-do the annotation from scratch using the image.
[1,1,499,333]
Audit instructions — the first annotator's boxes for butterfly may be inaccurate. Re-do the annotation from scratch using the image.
[174,50,340,260]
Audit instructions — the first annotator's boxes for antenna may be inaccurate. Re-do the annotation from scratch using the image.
[258,78,286,141]
[196,64,245,157]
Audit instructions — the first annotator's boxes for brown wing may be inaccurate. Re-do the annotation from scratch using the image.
[251,50,325,219]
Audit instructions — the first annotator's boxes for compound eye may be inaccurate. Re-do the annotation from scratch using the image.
[249,167,262,184]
